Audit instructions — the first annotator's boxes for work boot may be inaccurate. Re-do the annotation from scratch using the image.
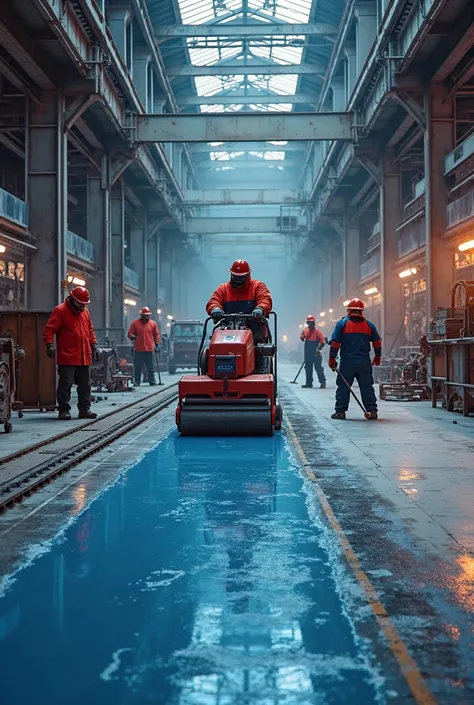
[331,411,346,420]
[58,410,72,421]
[367,411,378,420]
[149,381,156,386]
[78,410,98,420]
[320,383,326,389]
[135,381,141,387]
[301,383,313,388]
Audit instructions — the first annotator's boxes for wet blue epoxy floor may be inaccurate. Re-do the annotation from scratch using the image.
[0,434,383,704]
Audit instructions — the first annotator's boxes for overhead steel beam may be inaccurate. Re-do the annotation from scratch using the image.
[167,63,325,76]
[135,112,353,143]
[155,23,338,38]
[178,93,317,106]
[183,189,307,205]
[194,159,300,169]
[186,217,286,234]
[190,141,307,152]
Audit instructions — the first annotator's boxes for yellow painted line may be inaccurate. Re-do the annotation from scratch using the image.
[285,417,438,705]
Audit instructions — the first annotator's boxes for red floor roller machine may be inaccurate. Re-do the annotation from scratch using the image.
[176,312,282,436]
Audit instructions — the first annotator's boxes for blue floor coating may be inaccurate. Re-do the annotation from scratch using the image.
[0,434,382,704]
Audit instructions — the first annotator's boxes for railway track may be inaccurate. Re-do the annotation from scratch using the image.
[0,384,178,512]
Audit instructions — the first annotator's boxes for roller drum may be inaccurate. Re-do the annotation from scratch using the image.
[179,401,273,436]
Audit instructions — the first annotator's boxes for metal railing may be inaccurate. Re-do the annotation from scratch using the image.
[0,187,28,227]
[360,253,380,280]
[447,191,474,229]
[397,230,425,258]
[66,230,94,264]
[125,266,140,290]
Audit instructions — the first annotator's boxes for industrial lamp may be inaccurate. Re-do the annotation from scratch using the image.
[458,239,474,252]
[364,287,378,295]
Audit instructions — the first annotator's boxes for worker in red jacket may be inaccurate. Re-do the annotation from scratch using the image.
[128,306,161,386]
[300,315,326,388]
[206,259,272,373]
[43,286,100,421]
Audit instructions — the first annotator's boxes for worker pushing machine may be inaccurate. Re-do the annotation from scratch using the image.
[328,298,381,420]
[128,307,161,386]
[300,315,326,389]
[43,286,100,421]
[206,259,272,373]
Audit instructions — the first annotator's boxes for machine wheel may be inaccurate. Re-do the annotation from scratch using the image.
[199,349,208,376]
[4,422,13,433]
[275,402,283,431]
[18,411,23,419]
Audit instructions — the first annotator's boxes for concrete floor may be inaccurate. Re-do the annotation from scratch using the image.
[0,372,181,460]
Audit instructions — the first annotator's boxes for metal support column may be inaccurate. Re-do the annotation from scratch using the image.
[110,181,125,341]
[343,219,360,301]
[131,212,146,305]
[380,154,403,352]
[87,161,110,341]
[424,86,455,321]
[146,233,160,316]
[27,91,67,308]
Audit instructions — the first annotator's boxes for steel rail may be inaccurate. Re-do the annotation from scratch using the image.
[0,385,178,513]
[0,385,177,468]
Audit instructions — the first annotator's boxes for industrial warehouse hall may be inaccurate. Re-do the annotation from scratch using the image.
[1,0,474,703]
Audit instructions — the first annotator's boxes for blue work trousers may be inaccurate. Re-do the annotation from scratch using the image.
[335,361,377,413]
[304,345,326,385]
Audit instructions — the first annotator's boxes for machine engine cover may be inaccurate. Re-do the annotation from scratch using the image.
[208,328,254,379]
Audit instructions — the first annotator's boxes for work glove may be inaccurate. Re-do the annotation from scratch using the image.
[211,308,224,322]
[46,343,56,359]
[328,358,338,371]
[129,335,136,342]
[372,357,381,367]
[155,344,161,353]
[91,344,100,363]
[252,307,264,321]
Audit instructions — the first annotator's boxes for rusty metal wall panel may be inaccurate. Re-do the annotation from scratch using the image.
[0,312,56,410]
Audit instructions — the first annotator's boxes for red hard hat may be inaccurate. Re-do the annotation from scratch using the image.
[306,315,315,322]
[70,286,90,305]
[229,259,251,276]
[347,298,365,312]
[140,307,152,315]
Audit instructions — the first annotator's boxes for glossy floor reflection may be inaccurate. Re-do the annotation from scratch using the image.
[0,434,381,704]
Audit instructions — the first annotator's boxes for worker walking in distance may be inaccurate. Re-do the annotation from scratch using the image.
[328,298,381,420]
[206,259,272,373]
[128,306,161,386]
[300,315,326,388]
[43,286,100,421]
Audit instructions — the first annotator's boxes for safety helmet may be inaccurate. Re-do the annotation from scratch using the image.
[229,259,251,276]
[140,306,152,316]
[70,286,90,305]
[306,315,316,323]
[347,298,365,316]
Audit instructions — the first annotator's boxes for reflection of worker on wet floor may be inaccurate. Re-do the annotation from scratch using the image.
[328,298,381,420]
[300,315,326,389]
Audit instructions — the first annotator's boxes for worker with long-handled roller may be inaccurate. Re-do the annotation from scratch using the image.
[328,298,381,420]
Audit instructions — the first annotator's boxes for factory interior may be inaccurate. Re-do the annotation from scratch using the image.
[1,0,474,702]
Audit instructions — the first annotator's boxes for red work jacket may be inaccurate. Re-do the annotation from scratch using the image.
[43,301,97,366]
[206,278,272,317]
[300,326,325,345]
[128,319,160,352]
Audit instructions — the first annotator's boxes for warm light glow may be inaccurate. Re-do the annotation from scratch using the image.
[124,298,137,306]
[0,245,5,254]
[67,275,73,283]
[343,300,351,307]
[299,324,303,329]
[282,335,288,343]
[166,322,171,328]
[399,268,417,279]
[157,308,162,314]
[458,239,474,252]
[72,276,86,287]
[329,308,333,313]
[319,311,325,317]
[167,314,174,320]
[72,483,87,515]
[364,287,378,296]
[318,321,326,327]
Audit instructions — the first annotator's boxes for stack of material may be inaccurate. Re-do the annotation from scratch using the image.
[430,280,474,339]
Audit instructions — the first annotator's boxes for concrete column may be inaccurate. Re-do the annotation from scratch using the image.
[355,3,377,73]
[321,253,332,311]
[27,91,67,308]
[344,44,357,102]
[130,212,146,303]
[87,166,110,339]
[331,245,344,306]
[173,145,182,185]
[424,86,455,320]
[380,153,403,352]
[344,220,360,301]
[132,51,151,109]
[110,181,125,340]
[146,233,160,316]
[107,8,131,64]
[332,78,346,112]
